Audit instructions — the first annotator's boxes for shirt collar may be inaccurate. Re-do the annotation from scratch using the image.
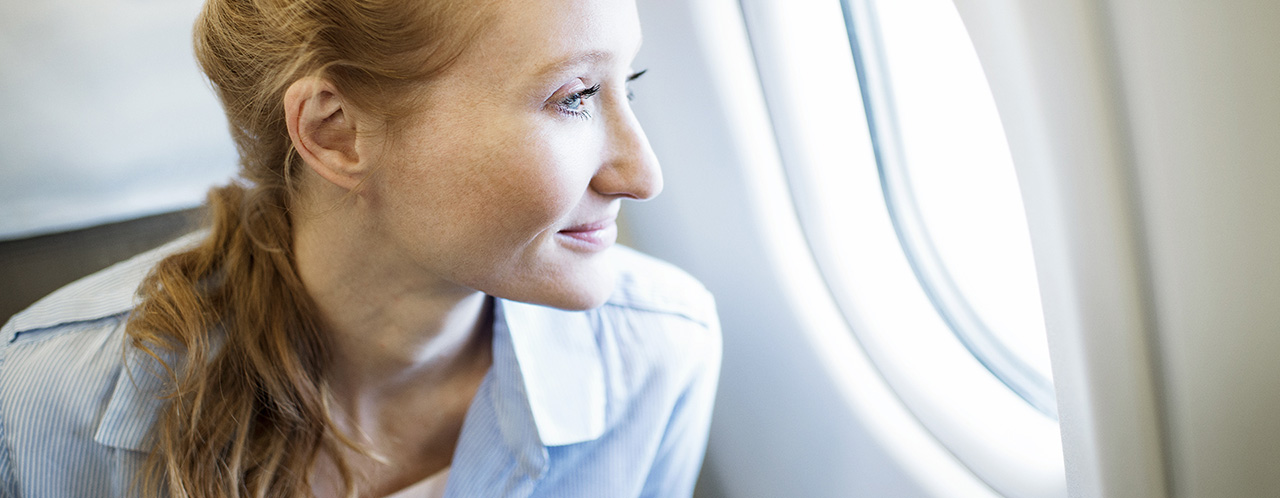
[491,298,607,448]
[92,295,609,459]
[94,347,170,452]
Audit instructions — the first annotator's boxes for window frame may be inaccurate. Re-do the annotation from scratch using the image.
[734,0,1067,495]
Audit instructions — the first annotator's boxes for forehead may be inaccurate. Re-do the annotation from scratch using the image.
[447,0,643,80]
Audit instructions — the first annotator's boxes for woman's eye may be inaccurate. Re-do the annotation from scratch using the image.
[557,84,601,120]
[626,69,647,101]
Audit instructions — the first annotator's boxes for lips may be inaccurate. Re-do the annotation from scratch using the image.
[557,217,618,251]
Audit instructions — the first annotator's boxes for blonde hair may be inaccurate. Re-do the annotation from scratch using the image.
[125,0,490,496]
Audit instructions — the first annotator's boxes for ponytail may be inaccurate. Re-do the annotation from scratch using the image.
[128,183,358,497]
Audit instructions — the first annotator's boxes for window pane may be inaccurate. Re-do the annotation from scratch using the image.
[867,0,1054,405]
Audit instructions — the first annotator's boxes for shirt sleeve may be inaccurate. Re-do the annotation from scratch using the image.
[638,312,722,498]
[0,322,19,498]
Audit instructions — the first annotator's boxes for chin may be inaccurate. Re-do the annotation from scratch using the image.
[512,255,619,311]
[542,268,617,311]
[550,290,612,311]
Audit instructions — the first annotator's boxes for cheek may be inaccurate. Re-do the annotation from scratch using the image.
[466,163,568,244]
[480,125,600,228]
[379,122,593,250]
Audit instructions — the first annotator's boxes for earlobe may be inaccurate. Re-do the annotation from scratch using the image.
[284,77,366,191]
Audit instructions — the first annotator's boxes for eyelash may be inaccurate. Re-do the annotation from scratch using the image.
[554,69,648,120]
[557,84,601,120]
[626,69,647,101]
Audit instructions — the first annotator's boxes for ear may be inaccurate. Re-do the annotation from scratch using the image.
[284,77,369,191]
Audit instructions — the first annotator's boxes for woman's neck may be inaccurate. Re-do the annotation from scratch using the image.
[294,194,494,496]
[291,187,494,413]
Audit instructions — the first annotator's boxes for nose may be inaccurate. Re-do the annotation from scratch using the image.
[591,104,663,200]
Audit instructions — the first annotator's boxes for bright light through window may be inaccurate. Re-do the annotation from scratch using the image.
[867,0,1054,411]
[736,0,1067,491]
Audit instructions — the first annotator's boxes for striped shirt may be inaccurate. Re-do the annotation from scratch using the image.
[0,234,721,497]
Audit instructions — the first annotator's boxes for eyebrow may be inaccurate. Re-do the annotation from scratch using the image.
[533,50,613,81]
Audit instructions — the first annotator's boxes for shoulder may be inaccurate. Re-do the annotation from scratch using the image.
[0,232,203,488]
[1,233,204,390]
[1,230,204,397]
[0,232,200,491]
[2,231,205,342]
[0,233,202,493]
[605,245,719,332]
[597,246,722,391]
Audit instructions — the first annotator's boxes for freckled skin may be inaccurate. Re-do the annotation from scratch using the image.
[362,0,661,311]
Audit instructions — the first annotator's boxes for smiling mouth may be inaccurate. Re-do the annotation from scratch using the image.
[557,220,618,252]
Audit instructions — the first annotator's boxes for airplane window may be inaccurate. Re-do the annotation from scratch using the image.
[735,0,1066,493]
[850,0,1056,416]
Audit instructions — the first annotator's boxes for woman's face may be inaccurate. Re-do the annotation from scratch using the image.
[362,0,660,310]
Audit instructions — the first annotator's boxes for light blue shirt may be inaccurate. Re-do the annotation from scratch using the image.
[0,234,721,497]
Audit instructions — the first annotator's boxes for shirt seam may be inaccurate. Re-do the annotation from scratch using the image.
[599,300,714,330]
[7,312,131,346]
[0,325,20,494]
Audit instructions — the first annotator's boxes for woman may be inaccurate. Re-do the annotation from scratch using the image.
[0,0,721,496]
